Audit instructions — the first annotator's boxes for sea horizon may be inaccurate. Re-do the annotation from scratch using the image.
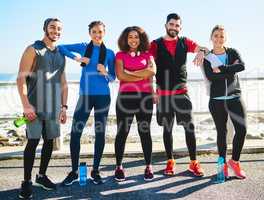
[1,72,264,84]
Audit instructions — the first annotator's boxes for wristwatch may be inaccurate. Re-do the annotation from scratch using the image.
[199,48,209,55]
[61,105,68,110]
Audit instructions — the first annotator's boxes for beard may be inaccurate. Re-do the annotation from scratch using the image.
[166,28,179,38]
[46,31,59,42]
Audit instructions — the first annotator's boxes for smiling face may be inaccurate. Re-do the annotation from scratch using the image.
[127,30,140,51]
[45,21,63,42]
[89,24,105,45]
[165,19,181,38]
[211,28,226,49]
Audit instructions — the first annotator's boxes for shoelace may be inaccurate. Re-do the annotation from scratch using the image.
[145,167,152,175]
[116,168,124,173]
[233,162,241,171]
[192,162,201,172]
[39,175,54,185]
[167,161,174,168]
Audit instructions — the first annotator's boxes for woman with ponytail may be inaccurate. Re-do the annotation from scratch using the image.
[203,25,247,179]
[59,21,115,185]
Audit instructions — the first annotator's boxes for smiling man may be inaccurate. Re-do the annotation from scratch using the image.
[16,18,68,199]
[150,13,207,177]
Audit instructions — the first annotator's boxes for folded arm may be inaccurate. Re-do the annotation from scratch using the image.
[203,60,234,81]
[124,56,156,79]
[115,59,144,82]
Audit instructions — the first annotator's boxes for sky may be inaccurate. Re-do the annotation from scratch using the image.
[0,0,263,78]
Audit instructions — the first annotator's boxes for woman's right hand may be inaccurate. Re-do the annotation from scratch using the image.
[153,93,160,104]
[212,67,221,73]
[23,103,37,121]
[74,56,90,65]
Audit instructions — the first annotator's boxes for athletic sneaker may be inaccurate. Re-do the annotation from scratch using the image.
[164,159,175,175]
[227,159,246,179]
[188,160,204,177]
[90,170,103,185]
[61,171,78,186]
[35,174,56,190]
[115,166,125,182]
[18,181,33,199]
[223,163,229,178]
[144,166,154,181]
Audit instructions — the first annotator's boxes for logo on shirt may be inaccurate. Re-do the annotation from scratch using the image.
[140,59,147,66]
[46,69,58,80]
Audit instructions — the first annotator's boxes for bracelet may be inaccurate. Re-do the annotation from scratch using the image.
[61,105,68,110]
[199,48,209,56]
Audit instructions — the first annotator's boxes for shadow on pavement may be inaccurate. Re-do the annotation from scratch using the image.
[0,174,216,200]
[0,156,217,200]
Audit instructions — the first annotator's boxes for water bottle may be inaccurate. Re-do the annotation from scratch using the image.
[13,116,30,128]
[79,162,87,186]
[216,157,225,183]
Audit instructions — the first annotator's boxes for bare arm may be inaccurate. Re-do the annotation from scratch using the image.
[115,59,144,82]
[60,72,68,106]
[16,46,37,121]
[59,72,68,124]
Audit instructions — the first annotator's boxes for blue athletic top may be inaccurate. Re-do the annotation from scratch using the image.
[59,43,115,95]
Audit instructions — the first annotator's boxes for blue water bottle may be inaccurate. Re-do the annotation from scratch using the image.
[216,157,225,183]
[79,162,87,186]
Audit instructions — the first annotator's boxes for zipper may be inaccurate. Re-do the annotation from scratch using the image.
[225,79,228,96]
[225,51,228,97]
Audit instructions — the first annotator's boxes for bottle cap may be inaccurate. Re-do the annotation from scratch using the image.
[80,162,86,166]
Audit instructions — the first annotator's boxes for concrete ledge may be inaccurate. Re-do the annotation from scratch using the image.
[0,146,263,160]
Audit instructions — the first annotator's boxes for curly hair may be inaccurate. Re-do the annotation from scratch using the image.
[118,26,150,52]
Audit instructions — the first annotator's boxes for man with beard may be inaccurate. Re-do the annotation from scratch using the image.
[17,18,68,199]
[150,13,207,177]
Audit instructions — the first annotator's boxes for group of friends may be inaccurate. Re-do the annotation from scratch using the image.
[16,13,247,199]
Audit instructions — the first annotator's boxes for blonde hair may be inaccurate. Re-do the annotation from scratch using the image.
[210,25,225,37]
[210,25,228,45]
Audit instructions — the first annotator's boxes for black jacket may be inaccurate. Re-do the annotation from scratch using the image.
[203,47,245,98]
[154,37,187,90]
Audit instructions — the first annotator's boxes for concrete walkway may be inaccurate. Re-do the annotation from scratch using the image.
[0,154,263,200]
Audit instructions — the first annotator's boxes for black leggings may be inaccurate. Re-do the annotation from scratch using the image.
[163,118,196,160]
[157,94,197,160]
[209,97,247,162]
[24,138,53,181]
[115,92,153,166]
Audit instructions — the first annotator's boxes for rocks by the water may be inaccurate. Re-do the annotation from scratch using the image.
[0,129,26,146]
[200,118,214,125]
[1,112,264,147]
[206,137,215,141]
[0,135,9,146]
[246,134,264,140]
[6,130,18,137]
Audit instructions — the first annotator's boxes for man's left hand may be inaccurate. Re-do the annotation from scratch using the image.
[193,51,205,66]
[59,109,67,124]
